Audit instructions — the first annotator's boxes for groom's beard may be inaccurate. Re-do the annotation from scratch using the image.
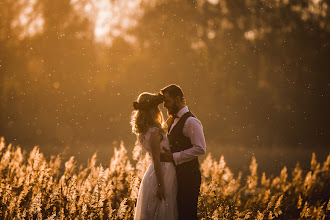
[168,104,180,116]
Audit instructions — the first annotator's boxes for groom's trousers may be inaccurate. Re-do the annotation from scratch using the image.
[177,168,201,220]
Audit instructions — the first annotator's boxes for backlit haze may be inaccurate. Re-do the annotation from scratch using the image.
[1,0,329,176]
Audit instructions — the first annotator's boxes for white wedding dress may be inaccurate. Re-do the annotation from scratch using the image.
[134,127,178,220]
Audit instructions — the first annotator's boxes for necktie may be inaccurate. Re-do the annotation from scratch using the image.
[173,114,179,119]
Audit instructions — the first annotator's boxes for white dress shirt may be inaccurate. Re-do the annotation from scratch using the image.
[167,106,206,165]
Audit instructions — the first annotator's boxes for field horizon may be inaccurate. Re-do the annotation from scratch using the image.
[4,137,328,181]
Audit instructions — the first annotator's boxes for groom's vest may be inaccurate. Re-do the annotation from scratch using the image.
[168,111,200,175]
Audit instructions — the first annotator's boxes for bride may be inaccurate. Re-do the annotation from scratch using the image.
[130,92,178,220]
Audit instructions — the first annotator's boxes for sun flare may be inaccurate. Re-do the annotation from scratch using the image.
[71,0,143,45]
[11,0,44,39]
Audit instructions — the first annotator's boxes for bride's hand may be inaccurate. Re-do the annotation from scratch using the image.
[157,184,165,201]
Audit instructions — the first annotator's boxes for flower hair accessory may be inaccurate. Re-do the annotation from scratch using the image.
[133,93,164,111]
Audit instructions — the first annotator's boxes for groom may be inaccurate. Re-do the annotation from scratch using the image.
[160,84,206,220]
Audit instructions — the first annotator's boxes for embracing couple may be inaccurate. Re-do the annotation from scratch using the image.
[130,84,206,220]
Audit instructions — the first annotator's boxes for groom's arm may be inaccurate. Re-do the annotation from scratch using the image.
[172,117,206,165]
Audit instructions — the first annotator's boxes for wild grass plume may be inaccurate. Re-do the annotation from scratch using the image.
[0,137,329,219]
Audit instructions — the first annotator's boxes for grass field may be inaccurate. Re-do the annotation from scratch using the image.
[0,137,329,219]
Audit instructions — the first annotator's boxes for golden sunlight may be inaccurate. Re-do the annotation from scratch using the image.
[1,0,329,218]
[11,0,44,39]
[70,0,143,45]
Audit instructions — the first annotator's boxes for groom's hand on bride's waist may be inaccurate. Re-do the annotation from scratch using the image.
[160,148,174,162]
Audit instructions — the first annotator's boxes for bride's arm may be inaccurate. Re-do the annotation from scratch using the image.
[150,128,165,201]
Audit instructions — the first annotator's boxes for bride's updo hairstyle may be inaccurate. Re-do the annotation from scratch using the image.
[131,92,165,135]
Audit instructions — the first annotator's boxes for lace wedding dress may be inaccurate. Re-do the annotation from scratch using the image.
[134,127,178,220]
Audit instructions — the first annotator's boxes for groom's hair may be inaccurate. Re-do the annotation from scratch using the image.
[160,84,185,103]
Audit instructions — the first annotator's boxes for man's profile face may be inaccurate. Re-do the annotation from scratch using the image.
[163,92,179,116]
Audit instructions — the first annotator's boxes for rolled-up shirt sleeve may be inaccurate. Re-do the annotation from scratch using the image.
[172,117,206,165]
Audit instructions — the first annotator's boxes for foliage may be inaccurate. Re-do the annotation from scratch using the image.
[0,0,329,148]
[0,137,329,219]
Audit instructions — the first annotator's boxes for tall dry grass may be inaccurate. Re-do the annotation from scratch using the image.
[0,136,329,219]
